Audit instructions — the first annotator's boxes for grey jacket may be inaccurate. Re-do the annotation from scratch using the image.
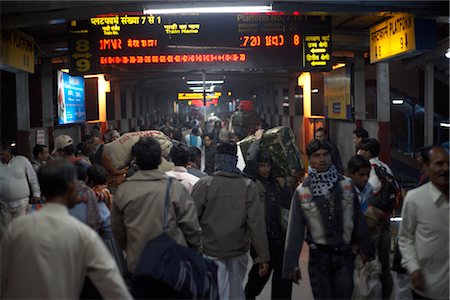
[191,171,270,263]
[112,169,202,272]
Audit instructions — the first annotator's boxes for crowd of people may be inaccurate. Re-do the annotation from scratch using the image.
[0,115,448,300]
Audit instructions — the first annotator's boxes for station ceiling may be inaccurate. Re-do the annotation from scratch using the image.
[1,1,448,93]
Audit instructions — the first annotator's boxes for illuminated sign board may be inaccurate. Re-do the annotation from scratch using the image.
[57,71,86,125]
[68,14,331,75]
[302,34,331,70]
[0,30,34,73]
[178,92,221,100]
[370,13,436,63]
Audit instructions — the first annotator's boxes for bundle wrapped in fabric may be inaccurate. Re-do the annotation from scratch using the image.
[240,126,303,177]
[260,126,303,177]
[103,130,172,170]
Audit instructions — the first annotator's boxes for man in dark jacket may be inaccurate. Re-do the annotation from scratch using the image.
[244,129,293,300]
[192,142,269,300]
[283,139,374,299]
[203,134,216,175]
[314,128,343,174]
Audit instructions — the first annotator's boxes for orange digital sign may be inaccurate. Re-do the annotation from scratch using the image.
[68,14,331,75]
[99,53,246,65]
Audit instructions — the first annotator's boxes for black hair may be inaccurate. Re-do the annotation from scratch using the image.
[132,137,161,170]
[353,128,369,139]
[60,144,75,156]
[257,150,272,164]
[73,160,88,181]
[191,127,199,135]
[188,146,201,162]
[0,141,12,153]
[306,139,332,157]
[87,164,108,186]
[315,127,328,135]
[348,155,371,174]
[79,141,94,156]
[216,141,237,156]
[172,129,183,142]
[203,133,214,140]
[358,138,380,158]
[38,160,77,198]
[416,146,433,164]
[33,144,47,157]
[171,144,190,167]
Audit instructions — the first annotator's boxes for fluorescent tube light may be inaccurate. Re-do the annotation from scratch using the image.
[143,5,272,15]
[187,80,224,85]
[392,99,404,105]
[440,122,450,128]
[311,88,319,94]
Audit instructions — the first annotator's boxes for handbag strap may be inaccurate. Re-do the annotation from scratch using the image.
[163,177,174,232]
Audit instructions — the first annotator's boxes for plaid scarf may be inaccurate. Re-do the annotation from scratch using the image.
[76,181,102,231]
[307,165,339,196]
[214,154,241,175]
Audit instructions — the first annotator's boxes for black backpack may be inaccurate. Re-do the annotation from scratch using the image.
[369,164,402,213]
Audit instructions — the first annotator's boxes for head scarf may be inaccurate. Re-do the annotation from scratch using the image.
[214,154,241,175]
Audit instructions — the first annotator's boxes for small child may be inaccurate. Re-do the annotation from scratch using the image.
[348,155,372,213]
[86,164,113,211]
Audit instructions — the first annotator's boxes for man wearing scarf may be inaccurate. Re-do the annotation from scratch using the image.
[191,142,270,300]
[283,139,374,299]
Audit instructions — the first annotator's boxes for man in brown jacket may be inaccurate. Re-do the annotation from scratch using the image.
[111,137,202,273]
[191,141,270,300]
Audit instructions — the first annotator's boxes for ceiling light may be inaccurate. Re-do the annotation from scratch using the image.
[392,99,404,105]
[311,88,319,94]
[445,48,450,59]
[440,122,450,128]
[143,5,272,14]
[187,80,224,85]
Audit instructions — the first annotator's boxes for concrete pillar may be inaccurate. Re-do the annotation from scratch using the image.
[16,72,31,156]
[376,62,391,163]
[424,62,434,145]
[126,89,132,119]
[16,73,30,130]
[354,53,366,124]
[113,83,121,120]
[41,59,53,129]
[288,76,296,129]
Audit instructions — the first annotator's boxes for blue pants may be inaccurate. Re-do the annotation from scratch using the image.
[308,247,354,299]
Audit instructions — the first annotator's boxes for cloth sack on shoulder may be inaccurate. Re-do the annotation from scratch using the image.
[132,178,218,299]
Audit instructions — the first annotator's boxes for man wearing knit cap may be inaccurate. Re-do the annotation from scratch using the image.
[191,141,269,300]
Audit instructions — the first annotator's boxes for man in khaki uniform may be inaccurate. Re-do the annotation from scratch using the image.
[112,137,202,273]
[1,160,131,299]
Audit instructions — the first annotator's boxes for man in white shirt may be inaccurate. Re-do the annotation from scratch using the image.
[1,160,131,299]
[398,146,449,300]
[166,144,199,193]
[0,142,41,223]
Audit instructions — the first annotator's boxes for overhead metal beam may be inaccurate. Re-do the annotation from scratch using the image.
[404,39,449,71]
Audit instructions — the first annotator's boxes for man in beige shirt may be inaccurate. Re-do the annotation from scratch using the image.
[1,160,131,299]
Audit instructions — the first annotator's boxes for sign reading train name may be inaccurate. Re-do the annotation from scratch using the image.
[68,14,331,75]
[370,13,436,63]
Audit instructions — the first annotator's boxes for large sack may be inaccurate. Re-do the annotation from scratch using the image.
[103,130,172,170]
[260,126,303,177]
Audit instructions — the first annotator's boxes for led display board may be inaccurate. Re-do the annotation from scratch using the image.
[57,70,86,125]
[68,14,331,75]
